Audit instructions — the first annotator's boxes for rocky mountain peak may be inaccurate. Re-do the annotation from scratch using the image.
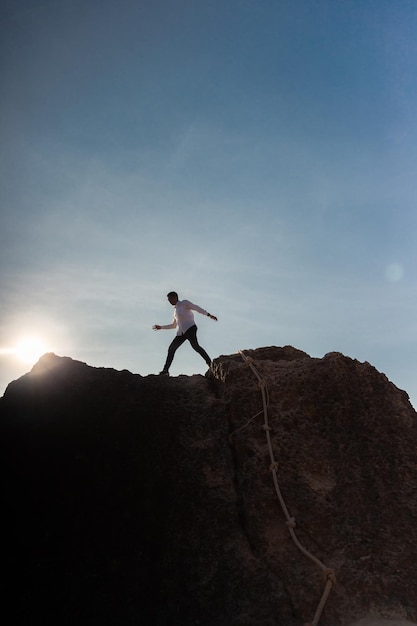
[2,347,416,626]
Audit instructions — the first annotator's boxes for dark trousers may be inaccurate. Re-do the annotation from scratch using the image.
[163,325,211,372]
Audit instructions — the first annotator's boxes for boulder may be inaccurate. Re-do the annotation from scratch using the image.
[1,347,416,625]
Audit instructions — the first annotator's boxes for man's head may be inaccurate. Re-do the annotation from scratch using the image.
[167,291,179,305]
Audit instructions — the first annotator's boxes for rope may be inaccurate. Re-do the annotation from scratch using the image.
[236,350,336,626]
[228,409,264,443]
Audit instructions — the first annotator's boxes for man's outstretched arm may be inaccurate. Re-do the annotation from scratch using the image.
[185,300,218,322]
[152,318,177,331]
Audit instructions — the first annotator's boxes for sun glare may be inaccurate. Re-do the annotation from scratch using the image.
[14,337,47,364]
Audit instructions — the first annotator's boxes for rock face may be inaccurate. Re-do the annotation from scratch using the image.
[1,347,417,626]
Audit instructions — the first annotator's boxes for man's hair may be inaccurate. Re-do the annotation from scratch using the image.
[167,291,178,299]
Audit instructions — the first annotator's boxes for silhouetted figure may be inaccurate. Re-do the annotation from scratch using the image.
[153,291,218,375]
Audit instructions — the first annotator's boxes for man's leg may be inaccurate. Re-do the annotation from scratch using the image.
[162,334,186,373]
[186,325,211,366]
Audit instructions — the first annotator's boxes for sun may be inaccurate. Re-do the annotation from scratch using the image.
[14,337,47,364]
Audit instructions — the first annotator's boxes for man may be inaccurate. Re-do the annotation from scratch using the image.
[153,291,218,375]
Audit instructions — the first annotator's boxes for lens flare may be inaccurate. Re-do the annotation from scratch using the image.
[385,263,404,282]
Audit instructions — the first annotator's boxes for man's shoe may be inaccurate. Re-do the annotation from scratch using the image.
[159,370,169,376]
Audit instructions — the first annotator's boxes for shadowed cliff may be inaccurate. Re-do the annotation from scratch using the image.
[1,347,417,626]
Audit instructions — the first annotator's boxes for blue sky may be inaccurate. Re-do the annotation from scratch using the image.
[1,0,416,409]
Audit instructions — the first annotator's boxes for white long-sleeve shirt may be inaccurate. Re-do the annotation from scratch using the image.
[160,299,209,335]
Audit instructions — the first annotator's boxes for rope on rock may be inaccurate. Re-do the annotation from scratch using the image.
[237,350,336,626]
[228,408,265,443]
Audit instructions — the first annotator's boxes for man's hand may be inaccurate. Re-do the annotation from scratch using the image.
[208,314,218,321]
[152,325,161,330]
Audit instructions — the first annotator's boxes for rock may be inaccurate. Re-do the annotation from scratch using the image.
[349,617,417,626]
[1,347,416,626]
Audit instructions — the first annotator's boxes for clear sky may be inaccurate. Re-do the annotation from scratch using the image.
[1,0,416,409]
